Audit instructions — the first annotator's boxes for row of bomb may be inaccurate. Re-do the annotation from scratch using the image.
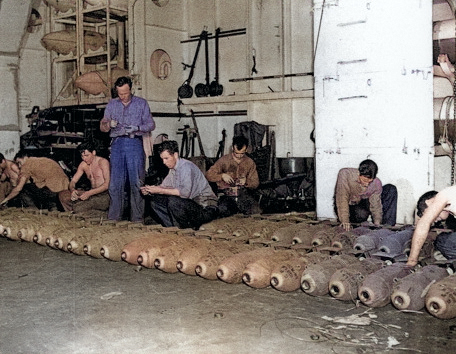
[1,208,455,319]
[0,208,426,261]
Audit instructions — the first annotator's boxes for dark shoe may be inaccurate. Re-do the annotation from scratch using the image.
[204,205,220,220]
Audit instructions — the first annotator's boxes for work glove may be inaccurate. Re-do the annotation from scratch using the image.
[125,125,139,134]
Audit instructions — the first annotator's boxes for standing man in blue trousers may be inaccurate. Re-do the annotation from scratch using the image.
[100,76,155,222]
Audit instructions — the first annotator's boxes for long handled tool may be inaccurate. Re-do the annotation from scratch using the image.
[190,110,206,157]
[178,29,207,99]
[195,30,210,97]
[209,27,223,96]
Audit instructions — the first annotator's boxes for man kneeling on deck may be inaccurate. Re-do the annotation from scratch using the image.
[335,159,397,231]
[0,150,69,211]
[59,141,110,217]
[140,140,218,230]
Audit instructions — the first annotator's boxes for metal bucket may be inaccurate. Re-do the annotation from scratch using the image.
[277,157,307,177]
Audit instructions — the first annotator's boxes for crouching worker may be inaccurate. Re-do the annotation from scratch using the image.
[141,140,218,230]
[0,150,69,211]
[0,153,20,207]
[206,136,261,216]
[59,142,110,216]
[407,187,456,267]
[335,159,397,231]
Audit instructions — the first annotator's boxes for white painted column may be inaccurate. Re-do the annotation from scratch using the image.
[313,0,433,224]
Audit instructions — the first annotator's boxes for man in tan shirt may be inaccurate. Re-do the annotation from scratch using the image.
[335,159,397,231]
[0,153,20,205]
[59,142,110,216]
[206,136,261,216]
[0,150,69,211]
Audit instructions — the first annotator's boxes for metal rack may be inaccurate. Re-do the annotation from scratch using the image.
[47,0,128,106]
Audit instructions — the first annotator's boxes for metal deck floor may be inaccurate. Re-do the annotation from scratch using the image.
[0,237,455,354]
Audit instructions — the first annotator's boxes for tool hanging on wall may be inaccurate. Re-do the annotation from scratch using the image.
[177,124,196,158]
[178,29,207,99]
[209,27,224,96]
[195,30,210,97]
[190,109,206,157]
[216,129,227,160]
[251,48,258,75]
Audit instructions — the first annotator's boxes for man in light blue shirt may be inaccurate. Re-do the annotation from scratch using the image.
[141,140,218,229]
[100,76,155,222]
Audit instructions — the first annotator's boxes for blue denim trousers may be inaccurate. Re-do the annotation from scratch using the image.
[349,184,398,226]
[434,231,456,259]
[108,137,145,222]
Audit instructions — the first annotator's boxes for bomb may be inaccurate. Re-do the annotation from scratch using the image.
[154,237,211,273]
[358,262,413,307]
[301,254,360,296]
[242,250,301,288]
[17,215,61,242]
[46,232,60,249]
[67,228,101,255]
[100,231,150,261]
[196,244,255,280]
[391,265,449,311]
[176,241,223,275]
[328,258,385,301]
[231,219,271,238]
[353,228,396,252]
[270,252,331,292]
[0,219,22,241]
[271,222,308,244]
[331,229,362,249]
[217,247,278,284]
[55,228,82,252]
[254,220,293,240]
[34,226,64,246]
[83,228,118,258]
[199,216,244,233]
[425,274,456,319]
[17,224,37,242]
[292,223,331,246]
[372,228,414,259]
[311,226,344,247]
[136,235,186,268]
[120,232,167,265]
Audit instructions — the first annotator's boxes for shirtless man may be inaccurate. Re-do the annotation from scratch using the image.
[407,186,456,266]
[0,153,20,205]
[434,53,455,84]
[59,142,110,215]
